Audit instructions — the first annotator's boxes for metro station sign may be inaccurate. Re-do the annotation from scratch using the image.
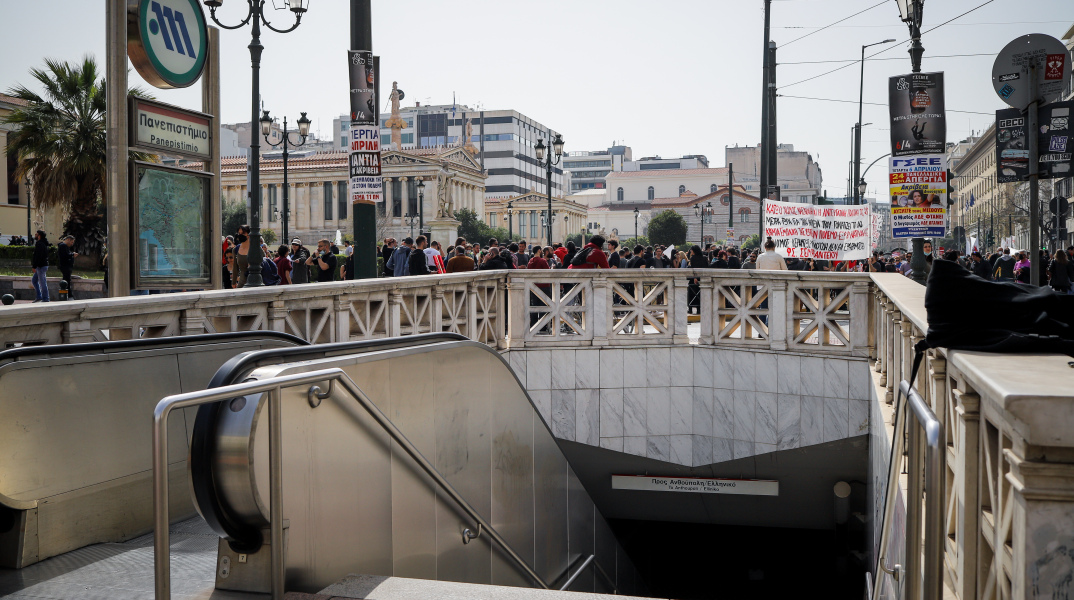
[612,474,779,496]
[129,96,212,160]
[128,0,209,89]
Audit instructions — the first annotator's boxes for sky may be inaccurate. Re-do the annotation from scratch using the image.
[1,0,1072,201]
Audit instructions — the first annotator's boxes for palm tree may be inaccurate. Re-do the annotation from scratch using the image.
[2,55,152,261]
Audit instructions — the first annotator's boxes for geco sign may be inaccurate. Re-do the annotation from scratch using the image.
[128,0,208,89]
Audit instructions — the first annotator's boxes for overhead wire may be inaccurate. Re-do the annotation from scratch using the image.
[780,1,886,48]
[779,0,997,89]
[780,52,996,66]
[778,94,994,116]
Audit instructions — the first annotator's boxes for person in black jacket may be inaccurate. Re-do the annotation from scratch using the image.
[31,230,50,302]
[479,246,511,270]
[58,235,78,298]
[408,235,432,276]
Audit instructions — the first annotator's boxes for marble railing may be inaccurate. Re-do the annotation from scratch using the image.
[505,269,872,355]
[0,272,506,349]
[871,273,1074,600]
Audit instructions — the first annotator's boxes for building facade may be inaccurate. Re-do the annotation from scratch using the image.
[561,145,632,192]
[213,147,485,245]
[484,191,587,245]
[949,123,1001,249]
[724,143,823,203]
[604,167,730,206]
[0,94,64,244]
[333,103,564,201]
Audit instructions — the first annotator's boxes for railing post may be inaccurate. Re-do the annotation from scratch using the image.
[335,297,351,342]
[906,409,923,600]
[767,278,788,352]
[388,289,403,338]
[1005,451,1074,600]
[591,275,608,347]
[886,310,902,404]
[697,278,714,346]
[505,276,526,349]
[495,277,507,349]
[63,317,97,344]
[850,281,869,357]
[431,285,445,334]
[466,281,479,343]
[672,276,689,345]
[268,300,288,334]
[876,297,889,375]
[179,308,207,337]
[952,388,980,600]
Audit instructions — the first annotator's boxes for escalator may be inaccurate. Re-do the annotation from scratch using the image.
[186,335,641,595]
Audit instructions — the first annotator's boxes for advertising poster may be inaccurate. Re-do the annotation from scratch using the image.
[889,155,947,238]
[131,162,212,289]
[997,101,1072,182]
[762,200,870,260]
[348,50,381,203]
[889,72,946,156]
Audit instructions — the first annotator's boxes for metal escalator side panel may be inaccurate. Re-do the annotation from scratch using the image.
[189,333,467,547]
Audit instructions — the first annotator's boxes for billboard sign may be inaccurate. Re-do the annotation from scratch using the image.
[889,155,947,238]
[889,72,947,156]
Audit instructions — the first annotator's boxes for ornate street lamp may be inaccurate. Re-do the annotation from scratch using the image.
[261,110,309,245]
[694,201,713,245]
[895,0,928,283]
[633,206,640,241]
[535,134,564,246]
[858,179,868,200]
[203,0,309,286]
[502,200,514,241]
[416,179,426,234]
[403,212,418,237]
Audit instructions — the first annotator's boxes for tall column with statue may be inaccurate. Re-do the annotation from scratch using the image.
[426,160,460,245]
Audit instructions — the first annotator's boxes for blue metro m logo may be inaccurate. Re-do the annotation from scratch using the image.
[148,1,197,58]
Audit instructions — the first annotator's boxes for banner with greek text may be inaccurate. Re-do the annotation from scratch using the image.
[762,200,871,260]
[889,155,947,238]
[348,50,381,203]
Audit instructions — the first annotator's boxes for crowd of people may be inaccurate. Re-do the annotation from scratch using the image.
[221,225,356,288]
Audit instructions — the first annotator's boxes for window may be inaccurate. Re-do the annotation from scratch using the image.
[407,179,419,216]
[739,208,750,223]
[647,186,655,201]
[338,181,347,220]
[617,187,624,202]
[323,182,333,220]
[268,185,277,221]
[401,133,414,144]
[391,180,402,217]
[519,211,527,234]
[711,184,718,193]
[381,134,391,146]
[678,185,686,195]
[530,210,538,239]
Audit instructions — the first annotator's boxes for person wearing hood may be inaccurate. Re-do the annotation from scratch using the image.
[993,248,1016,282]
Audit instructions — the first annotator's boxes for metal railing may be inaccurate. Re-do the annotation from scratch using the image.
[558,553,617,593]
[152,367,550,600]
[872,378,944,600]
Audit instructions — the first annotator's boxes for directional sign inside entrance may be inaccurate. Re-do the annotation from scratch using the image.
[612,474,779,496]
[992,34,1070,111]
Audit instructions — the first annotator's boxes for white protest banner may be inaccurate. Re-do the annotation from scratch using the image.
[762,200,871,260]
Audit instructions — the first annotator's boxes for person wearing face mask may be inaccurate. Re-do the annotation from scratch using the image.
[233,225,251,288]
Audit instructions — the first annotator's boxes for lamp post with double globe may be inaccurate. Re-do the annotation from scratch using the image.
[202,0,309,286]
[260,110,310,245]
[534,134,564,247]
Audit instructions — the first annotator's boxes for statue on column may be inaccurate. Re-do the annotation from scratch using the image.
[435,161,455,219]
[384,82,406,149]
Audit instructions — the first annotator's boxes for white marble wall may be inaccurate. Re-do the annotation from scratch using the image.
[504,346,872,468]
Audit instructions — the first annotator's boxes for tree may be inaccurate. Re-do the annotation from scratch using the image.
[454,208,509,245]
[260,229,277,246]
[2,56,154,261]
[565,232,585,247]
[619,236,650,249]
[741,234,761,251]
[647,210,688,246]
[222,197,247,240]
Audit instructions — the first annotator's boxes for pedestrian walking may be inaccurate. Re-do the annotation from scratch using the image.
[30,229,50,302]
[58,235,78,298]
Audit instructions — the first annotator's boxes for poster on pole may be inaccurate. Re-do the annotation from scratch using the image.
[762,200,870,260]
[889,155,947,238]
[889,72,946,156]
[348,50,381,203]
[996,101,1072,182]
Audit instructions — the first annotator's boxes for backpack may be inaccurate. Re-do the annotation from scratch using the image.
[570,247,594,267]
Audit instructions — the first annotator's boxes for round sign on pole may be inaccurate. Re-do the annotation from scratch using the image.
[127,0,208,89]
[991,34,1070,110]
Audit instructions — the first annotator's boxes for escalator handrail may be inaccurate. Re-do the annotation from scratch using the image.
[154,367,551,600]
[191,332,470,545]
[557,554,617,594]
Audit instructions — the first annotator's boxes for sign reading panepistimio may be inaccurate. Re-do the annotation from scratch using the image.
[128,96,211,160]
[611,475,779,496]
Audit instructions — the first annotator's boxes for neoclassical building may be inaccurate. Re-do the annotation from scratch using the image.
[484,191,588,245]
[214,147,486,245]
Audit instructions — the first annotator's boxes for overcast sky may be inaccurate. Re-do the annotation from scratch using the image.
[2,0,1072,200]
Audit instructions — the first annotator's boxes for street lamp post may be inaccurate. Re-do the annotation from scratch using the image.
[203,0,308,287]
[403,212,418,237]
[534,134,564,247]
[855,39,896,205]
[896,0,929,284]
[694,201,713,246]
[260,110,310,245]
[503,200,514,241]
[633,207,640,241]
[415,179,425,235]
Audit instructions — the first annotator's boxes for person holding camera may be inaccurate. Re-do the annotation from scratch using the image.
[304,238,337,283]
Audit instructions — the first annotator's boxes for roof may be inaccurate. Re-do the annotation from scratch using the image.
[0,93,30,107]
[605,167,729,179]
[589,185,758,212]
[189,146,483,175]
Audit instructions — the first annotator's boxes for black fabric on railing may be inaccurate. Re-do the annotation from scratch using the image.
[920,259,1074,357]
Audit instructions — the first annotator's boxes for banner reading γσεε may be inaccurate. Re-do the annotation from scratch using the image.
[762,200,871,260]
[889,155,947,238]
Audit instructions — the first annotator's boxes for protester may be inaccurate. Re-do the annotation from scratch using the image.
[993,248,1016,282]
[58,235,78,298]
[305,238,337,282]
[387,237,413,277]
[756,237,787,270]
[290,238,311,284]
[527,245,551,269]
[606,239,620,268]
[274,245,293,285]
[408,235,431,276]
[259,243,280,285]
[1049,249,1073,293]
[479,246,512,270]
[567,235,611,269]
[232,225,251,288]
[223,248,235,289]
[446,245,475,273]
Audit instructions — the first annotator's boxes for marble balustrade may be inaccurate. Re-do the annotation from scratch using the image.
[870,273,1074,600]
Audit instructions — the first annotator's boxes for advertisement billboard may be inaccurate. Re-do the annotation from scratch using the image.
[888,155,947,238]
[889,72,946,156]
[348,50,381,203]
[130,162,213,289]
